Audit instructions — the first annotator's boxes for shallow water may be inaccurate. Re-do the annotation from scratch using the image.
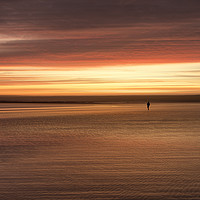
[0,103,200,200]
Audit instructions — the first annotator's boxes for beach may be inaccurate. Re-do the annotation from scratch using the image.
[0,103,200,199]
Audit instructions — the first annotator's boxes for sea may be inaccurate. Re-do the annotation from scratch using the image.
[0,103,199,200]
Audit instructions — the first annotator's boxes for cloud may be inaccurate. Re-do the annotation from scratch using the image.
[0,0,199,67]
[1,0,199,31]
[0,36,199,66]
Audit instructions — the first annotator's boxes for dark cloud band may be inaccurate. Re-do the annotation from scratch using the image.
[0,0,199,66]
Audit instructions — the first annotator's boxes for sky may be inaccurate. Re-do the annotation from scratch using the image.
[0,0,200,95]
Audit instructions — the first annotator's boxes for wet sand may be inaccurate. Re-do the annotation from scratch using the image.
[0,103,200,199]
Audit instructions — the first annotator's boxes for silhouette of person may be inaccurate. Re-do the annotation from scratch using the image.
[147,101,150,110]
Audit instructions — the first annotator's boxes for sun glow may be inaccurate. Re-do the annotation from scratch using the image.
[0,63,200,95]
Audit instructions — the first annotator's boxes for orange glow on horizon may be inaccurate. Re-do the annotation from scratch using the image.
[0,63,199,96]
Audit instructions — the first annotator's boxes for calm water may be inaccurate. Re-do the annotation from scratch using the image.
[0,103,199,200]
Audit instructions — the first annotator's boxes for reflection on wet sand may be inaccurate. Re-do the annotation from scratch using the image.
[0,103,200,200]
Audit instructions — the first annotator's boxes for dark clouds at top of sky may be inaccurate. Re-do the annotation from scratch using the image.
[1,0,200,30]
[0,0,200,66]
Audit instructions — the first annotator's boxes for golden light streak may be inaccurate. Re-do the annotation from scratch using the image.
[0,63,200,95]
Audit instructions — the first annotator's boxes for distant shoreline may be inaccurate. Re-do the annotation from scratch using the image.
[0,95,199,104]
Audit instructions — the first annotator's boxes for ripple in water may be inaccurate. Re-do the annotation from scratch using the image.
[0,103,200,200]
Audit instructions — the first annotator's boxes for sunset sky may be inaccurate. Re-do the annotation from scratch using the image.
[0,0,200,95]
